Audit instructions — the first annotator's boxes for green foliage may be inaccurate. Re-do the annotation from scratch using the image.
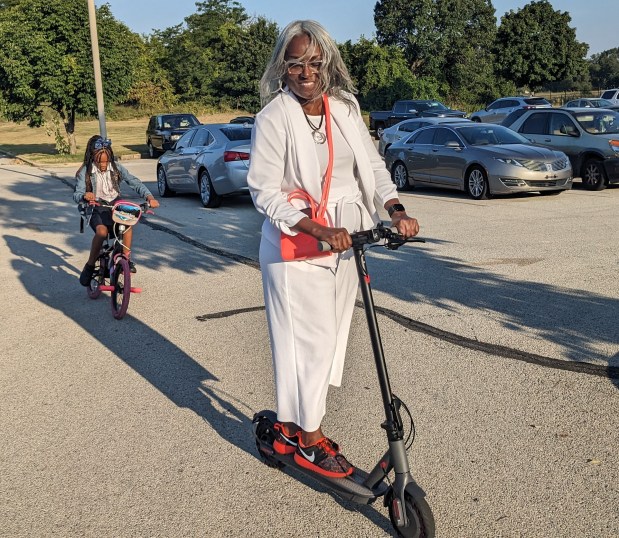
[589,48,619,89]
[373,0,500,103]
[339,37,443,110]
[0,0,142,153]
[495,0,589,91]
[153,0,278,113]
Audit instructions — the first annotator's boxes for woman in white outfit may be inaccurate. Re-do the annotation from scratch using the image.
[247,20,419,478]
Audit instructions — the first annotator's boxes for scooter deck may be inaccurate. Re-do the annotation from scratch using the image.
[253,411,389,504]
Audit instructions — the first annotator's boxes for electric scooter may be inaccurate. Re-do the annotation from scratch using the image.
[253,223,435,538]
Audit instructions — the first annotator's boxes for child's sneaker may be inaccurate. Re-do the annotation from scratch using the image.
[293,437,354,478]
[79,263,96,286]
[272,422,299,455]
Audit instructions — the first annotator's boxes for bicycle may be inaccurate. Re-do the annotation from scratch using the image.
[79,199,153,320]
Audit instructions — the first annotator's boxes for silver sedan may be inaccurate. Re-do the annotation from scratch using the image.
[156,123,252,207]
[378,117,471,157]
[384,123,572,199]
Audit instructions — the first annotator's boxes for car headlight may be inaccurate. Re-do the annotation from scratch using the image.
[495,157,525,167]
[610,140,619,154]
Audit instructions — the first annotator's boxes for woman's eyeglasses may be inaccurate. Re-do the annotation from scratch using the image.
[286,60,323,75]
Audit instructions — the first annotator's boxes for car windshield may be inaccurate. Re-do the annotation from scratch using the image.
[458,125,529,145]
[416,101,448,112]
[220,127,252,141]
[164,115,199,129]
[573,110,619,134]
[592,99,614,107]
[524,97,550,106]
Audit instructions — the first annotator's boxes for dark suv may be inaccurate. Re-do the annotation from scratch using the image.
[146,113,201,157]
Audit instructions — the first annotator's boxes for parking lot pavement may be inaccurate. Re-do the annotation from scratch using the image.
[1,162,618,537]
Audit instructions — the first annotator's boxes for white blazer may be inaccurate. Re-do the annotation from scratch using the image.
[247,89,397,239]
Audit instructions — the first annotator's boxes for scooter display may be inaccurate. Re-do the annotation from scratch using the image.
[253,224,435,538]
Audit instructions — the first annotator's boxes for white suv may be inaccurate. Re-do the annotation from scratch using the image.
[600,89,619,105]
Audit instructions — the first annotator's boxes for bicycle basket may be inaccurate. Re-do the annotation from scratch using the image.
[112,201,142,226]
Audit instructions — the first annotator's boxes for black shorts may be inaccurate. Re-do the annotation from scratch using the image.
[89,198,120,234]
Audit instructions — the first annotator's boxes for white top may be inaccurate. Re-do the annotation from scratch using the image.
[92,165,119,202]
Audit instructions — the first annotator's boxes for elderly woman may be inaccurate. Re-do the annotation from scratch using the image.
[247,20,419,478]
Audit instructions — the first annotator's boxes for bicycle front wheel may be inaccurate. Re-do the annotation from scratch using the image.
[111,257,131,319]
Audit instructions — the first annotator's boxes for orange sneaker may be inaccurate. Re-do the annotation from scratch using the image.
[293,437,354,478]
[272,422,299,455]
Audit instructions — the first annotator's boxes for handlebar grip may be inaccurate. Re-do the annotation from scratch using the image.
[317,241,332,252]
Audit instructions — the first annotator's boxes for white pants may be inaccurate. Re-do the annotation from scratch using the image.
[259,191,369,432]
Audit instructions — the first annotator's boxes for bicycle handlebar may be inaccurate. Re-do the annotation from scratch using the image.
[318,223,425,252]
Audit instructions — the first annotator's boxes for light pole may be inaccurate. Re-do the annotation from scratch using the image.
[87,0,107,139]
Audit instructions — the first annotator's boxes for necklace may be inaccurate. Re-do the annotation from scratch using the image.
[303,110,326,144]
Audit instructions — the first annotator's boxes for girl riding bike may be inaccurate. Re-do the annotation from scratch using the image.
[73,135,159,286]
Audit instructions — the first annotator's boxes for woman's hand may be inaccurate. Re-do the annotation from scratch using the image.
[83,192,95,202]
[293,217,352,253]
[391,213,419,238]
[146,196,160,209]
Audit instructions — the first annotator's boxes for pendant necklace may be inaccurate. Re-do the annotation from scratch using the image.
[303,110,326,144]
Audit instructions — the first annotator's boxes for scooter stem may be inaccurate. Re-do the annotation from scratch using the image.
[353,246,404,443]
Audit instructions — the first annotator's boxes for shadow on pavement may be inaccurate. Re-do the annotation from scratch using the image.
[4,234,397,533]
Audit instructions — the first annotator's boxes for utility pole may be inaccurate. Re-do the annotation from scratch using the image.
[87,0,107,139]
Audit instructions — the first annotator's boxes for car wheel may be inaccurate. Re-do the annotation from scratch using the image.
[471,116,481,123]
[391,161,412,191]
[581,159,607,191]
[148,140,158,159]
[466,166,489,200]
[199,169,222,208]
[157,166,174,197]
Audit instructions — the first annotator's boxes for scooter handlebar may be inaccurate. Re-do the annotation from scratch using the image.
[317,224,425,252]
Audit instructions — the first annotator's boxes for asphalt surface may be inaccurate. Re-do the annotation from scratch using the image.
[1,159,617,537]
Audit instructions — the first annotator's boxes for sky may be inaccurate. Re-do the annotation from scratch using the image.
[95,0,616,57]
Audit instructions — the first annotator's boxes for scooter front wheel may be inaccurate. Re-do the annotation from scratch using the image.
[387,485,435,538]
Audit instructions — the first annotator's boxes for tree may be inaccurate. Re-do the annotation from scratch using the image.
[0,0,141,154]
[374,0,499,103]
[339,37,443,111]
[495,0,588,91]
[589,48,619,89]
[154,0,277,112]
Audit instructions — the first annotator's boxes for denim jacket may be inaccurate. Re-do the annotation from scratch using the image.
[73,161,153,204]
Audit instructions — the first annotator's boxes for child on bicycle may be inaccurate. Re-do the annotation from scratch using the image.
[73,135,160,286]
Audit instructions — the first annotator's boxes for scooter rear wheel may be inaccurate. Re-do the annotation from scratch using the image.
[387,486,435,538]
[253,413,284,469]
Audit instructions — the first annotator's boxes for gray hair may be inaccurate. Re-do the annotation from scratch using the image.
[259,20,357,109]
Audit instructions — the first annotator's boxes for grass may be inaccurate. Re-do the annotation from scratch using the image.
[0,110,247,165]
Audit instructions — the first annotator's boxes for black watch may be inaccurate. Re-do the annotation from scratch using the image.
[387,203,406,217]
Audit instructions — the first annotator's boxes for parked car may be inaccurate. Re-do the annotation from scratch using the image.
[156,123,252,207]
[146,113,201,158]
[505,107,619,190]
[563,98,619,111]
[384,123,572,199]
[600,89,619,105]
[369,100,467,139]
[229,115,255,125]
[470,96,551,124]
[378,117,471,157]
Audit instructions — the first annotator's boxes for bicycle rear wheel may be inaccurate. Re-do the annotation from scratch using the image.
[111,257,131,319]
[86,256,105,299]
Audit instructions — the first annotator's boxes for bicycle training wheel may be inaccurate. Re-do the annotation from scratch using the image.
[111,257,131,319]
[86,257,104,299]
